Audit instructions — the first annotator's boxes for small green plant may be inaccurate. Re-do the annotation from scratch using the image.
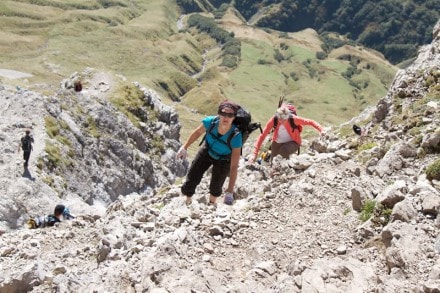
[343,207,351,215]
[59,120,70,130]
[42,176,55,187]
[152,203,164,210]
[45,140,73,170]
[316,51,327,60]
[289,71,299,81]
[409,127,421,136]
[412,134,423,146]
[57,136,72,147]
[46,141,62,169]
[417,147,426,159]
[359,199,376,222]
[150,135,165,154]
[279,32,289,38]
[221,54,239,68]
[425,75,436,87]
[213,3,229,19]
[372,203,392,226]
[426,159,440,181]
[358,141,377,151]
[338,124,354,138]
[45,116,60,138]
[258,59,272,65]
[45,115,72,146]
[359,199,393,225]
[156,185,171,196]
[60,103,69,111]
[36,158,44,170]
[274,48,284,62]
[85,115,100,138]
[110,83,147,126]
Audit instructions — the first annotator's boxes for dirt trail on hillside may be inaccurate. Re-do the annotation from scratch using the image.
[0,88,47,180]
[0,69,33,79]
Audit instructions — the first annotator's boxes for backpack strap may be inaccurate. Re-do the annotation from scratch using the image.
[288,117,298,132]
[273,116,298,133]
[200,117,240,150]
[226,127,241,154]
[198,117,218,146]
[199,117,236,159]
[273,116,278,129]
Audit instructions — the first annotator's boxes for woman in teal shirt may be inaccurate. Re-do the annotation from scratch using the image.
[177,100,242,205]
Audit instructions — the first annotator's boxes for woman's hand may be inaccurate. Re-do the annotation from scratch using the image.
[247,154,256,164]
[176,146,187,160]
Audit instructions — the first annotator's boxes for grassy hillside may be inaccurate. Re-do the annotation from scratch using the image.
[213,0,439,64]
[0,1,398,146]
[0,0,202,96]
[181,9,397,127]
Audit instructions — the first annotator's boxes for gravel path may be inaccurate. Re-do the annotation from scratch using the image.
[0,69,33,79]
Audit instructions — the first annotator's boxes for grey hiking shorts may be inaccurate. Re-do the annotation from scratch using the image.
[271,140,299,161]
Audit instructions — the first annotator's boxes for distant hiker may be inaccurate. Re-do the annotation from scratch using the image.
[248,103,325,164]
[353,124,369,143]
[18,128,34,167]
[353,124,363,136]
[27,204,75,229]
[176,100,242,206]
[74,80,82,92]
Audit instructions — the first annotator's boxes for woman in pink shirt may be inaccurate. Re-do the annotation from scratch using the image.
[248,103,324,164]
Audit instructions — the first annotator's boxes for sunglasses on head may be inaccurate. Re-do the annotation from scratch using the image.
[218,111,235,118]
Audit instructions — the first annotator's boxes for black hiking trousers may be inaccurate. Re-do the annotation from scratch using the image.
[181,145,230,198]
[23,150,31,166]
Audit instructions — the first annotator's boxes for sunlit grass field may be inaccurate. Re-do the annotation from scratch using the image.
[0,0,398,149]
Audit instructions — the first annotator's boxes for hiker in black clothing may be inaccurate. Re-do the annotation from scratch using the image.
[18,129,34,167]
[27,204,75,229]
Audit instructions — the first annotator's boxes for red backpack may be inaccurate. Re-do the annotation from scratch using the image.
[285,103,297,116]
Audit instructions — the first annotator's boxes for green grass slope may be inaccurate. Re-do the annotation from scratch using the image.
[0,1,398,143]
[0,0,203,98]
[181,9,397,130]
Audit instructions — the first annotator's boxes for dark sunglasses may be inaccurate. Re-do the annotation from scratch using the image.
[218,111,235,118]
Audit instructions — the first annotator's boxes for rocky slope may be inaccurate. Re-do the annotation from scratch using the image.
[0,69,186,229]
[0,22,439,293]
